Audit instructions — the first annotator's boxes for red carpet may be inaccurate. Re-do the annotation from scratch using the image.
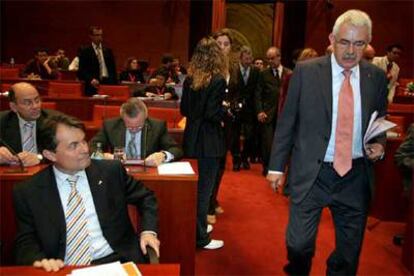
[195,159,410,275]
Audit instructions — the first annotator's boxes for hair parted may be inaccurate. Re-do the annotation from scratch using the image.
[332,9,372,42]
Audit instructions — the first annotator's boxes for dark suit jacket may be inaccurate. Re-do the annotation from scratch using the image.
[22,59,58,80]
[0,109,61,154]
[90,117,183,160]
[77,45,117,96]
[13,160,158,265]
[255,66,291,124]
[119,70,145,84]
[180,75,226,158]
[228,66,260,123]
[268,56,388,203]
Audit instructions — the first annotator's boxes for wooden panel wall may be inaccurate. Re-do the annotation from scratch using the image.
[0,1,190,70]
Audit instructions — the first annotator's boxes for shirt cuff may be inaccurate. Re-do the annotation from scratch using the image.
[162,151,174,162]
[140,231,157,238]
[268,170,284,175]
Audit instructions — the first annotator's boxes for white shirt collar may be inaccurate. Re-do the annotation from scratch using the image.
[53,165,87,185]
[330,54,359,78]
[92,43,102,50]
[16,113,36,130]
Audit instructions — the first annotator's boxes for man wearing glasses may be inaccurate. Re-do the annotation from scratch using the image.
[266,10,387,275]
[0,82,61,166]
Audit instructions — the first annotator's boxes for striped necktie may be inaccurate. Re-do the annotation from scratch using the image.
[127,131,138,159]
[65,175,92,265]
[22,122,35,153]
[333,70,354,177]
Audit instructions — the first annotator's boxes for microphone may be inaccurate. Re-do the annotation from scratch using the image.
[0,138,27,173]
[142,121,148,172]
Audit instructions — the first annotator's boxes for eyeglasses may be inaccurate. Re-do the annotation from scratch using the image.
[335,39,367,49]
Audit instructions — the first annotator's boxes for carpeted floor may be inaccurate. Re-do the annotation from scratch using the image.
[195,160,410,275]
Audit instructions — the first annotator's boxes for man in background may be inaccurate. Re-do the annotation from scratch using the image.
[78,26,117,96]
[373,43,403,103]
[0,82,61,166]
[22,48,58,80]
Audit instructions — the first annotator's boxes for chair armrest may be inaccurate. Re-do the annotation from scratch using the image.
[146,245,159,264]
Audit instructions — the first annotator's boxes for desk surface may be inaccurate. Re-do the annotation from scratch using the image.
[0,264,180,275]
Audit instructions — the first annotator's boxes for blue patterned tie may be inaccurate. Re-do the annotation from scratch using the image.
[22,122,35,152]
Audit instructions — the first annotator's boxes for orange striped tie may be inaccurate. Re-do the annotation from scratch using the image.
[333,70,354,177]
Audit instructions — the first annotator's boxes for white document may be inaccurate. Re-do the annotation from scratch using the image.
[123,159,145,165]
[363,111,397,150]
[158,161,195,175]
[69,261,127,276]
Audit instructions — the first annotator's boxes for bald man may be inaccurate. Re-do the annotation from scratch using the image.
[0,82,62,166]
[363,44,376,63]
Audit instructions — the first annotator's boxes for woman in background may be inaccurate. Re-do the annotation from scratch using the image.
[119,56,145,83]
[180,37,227,249]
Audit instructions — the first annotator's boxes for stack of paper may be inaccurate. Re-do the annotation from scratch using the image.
[158,161,195,175]
[69,261,141,276]
[363,111,397,150]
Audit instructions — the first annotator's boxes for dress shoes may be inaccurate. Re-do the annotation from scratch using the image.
[207,224,213,234]
[232,162,241,171]
[207,215,216,224]
[215,206,224,214]
[203,239,224,250]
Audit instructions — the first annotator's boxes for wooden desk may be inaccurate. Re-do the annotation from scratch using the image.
[0,164,197,275]
[0,264,180,275]
[0,95,179,121]
[371,137,407,221]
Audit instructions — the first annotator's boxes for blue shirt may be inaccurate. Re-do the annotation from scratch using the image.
[53,166,114,262]
[324,54,363,162]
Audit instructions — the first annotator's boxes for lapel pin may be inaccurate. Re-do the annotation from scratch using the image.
[98,180,103,185]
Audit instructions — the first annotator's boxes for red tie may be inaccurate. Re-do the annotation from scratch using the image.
[334,70,354,177]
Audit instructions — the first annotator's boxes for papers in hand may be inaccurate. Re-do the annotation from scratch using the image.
[363,111,396,150]
[69,261,141,276]
[157,161,195,175]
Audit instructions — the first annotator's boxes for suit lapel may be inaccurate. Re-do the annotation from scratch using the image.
[39,166,66,240]
[318,56,333,123]
[140,120,150,158]
[359,61,375,134]
[85,162,108,225]
[5,113,22,152]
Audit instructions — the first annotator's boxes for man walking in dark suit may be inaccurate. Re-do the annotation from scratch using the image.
[0,82,61,166]
[255,46,291,176]
[78,26,118,96]
[90,98,183,166]
[267,10,388,275]
[13,114,159,272]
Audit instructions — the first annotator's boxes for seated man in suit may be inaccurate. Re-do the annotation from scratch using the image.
[13,114,160,272]
[134,73,178,100]
[90,98,183,166]
[0,82,61,166]
[22,48,58,80]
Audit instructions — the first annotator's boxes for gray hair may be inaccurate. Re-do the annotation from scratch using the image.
[332,9,372,42]
[239,45,252,57]
[120,97,148,118]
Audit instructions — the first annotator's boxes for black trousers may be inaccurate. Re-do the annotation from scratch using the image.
[286,159,370,276]
[260,117,277,172]
[196,157,221,247]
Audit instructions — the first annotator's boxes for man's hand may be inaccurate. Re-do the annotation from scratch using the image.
[257,112,268,123]
[91,79,100,88]
[0,146,18,164]
[145,92,157,98]
[144,152,166,167]
[266,173,284,193]
[140,233,160,258]
[33,258,64,272]
[163,93,172,100]
[365,143,385,161]
[17,151,40,167]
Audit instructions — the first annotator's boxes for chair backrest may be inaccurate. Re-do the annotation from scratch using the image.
[386,115,406,134]
[388,103,414,113]
[0,68,19,79]
[98,85,130,100]
[93,105,121,122]
[41,101,57,110]
[148,107,182,128]
[0,83,12,92]
[48,81,83,98]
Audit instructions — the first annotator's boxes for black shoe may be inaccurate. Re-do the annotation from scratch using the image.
[233,162,241,171]
[393,234,404,246]
[262,168,268,176]
[241,160,250,170]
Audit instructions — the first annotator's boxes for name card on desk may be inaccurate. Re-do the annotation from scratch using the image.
[158,161,195,175]
[69,261,141,276]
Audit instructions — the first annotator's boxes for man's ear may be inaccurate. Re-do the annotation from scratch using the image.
[42,149,57,162]
[9,102,17,113]
[328,33,335,46]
